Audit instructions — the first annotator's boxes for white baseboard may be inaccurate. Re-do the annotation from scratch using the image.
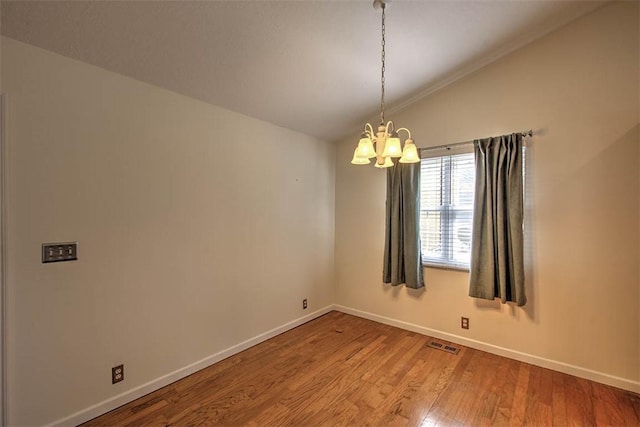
[48,306,334,427]
[333,305,640,394]
[48,303,639,426]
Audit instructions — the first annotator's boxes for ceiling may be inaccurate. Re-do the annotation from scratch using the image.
[1,0,605,142]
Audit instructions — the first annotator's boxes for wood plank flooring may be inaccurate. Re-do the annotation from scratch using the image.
[82,311,640,426]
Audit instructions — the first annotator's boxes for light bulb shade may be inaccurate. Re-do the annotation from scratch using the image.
[357,134,376,159]
[381,132,402,158]
[374,156,394,168]
[399,139,420,163]
[351,147,371,165]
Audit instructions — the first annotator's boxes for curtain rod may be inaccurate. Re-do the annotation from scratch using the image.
[418,130,532,153]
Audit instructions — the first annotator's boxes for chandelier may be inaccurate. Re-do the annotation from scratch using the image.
[351,0,420,168]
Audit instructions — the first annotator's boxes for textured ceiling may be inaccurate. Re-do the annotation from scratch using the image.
[1,0,605,142]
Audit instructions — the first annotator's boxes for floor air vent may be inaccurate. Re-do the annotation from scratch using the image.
[427,340,460,355]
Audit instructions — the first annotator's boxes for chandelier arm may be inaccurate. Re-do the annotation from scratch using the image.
[384,120,395,134]
[364,123,376,137]
[396,127,412,139]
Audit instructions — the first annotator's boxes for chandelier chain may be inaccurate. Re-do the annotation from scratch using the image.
[380,4,386,125]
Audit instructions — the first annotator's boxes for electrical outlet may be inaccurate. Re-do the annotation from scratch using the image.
[302,299,308,309]
[461,317,469,330]
[112,364,124,384]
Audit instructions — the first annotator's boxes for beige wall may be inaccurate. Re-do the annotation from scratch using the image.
[2,37,335,426]
[2,1,639,425]
[336,0,639,386]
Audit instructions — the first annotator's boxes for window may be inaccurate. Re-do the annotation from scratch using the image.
[420,150,475,270]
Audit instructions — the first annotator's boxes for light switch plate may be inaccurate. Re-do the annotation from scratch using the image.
[42,242,78,263]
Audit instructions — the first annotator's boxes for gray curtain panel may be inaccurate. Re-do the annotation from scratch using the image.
[469,133,526,306]
[383,161,424,289]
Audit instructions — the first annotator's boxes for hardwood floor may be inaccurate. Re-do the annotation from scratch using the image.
[82,311,640,426]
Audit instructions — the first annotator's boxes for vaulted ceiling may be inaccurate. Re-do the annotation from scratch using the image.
[1,0,605,142]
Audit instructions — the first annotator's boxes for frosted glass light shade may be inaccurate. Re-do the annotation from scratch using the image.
[351,148,371,165]
[399,139,420,163]
[357,135,376,159]
[351,121,416,169]
[374,156,394,168]
[381,133,402,158]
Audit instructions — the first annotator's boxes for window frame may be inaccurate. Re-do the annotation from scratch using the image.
[419,147,476,271]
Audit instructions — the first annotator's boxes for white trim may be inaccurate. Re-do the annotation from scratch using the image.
[47,305,333,427]
[333,305,640,394]
[47,303,640,426]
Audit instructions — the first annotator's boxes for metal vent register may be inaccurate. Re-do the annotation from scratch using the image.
[427,340,460,355]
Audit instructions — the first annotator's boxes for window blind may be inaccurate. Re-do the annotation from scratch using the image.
[420,151,475,270]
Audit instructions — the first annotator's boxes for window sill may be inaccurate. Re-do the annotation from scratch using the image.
[422,263,470,273]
